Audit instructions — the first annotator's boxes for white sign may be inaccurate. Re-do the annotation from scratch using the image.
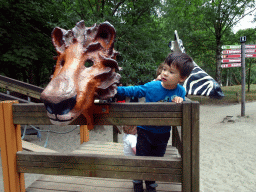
[222,45,241,49]
[222,45,256,49]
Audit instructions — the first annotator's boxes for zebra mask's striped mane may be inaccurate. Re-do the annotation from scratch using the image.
[169,31,224,99]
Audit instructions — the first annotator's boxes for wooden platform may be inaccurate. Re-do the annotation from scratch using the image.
[25,141,182,192]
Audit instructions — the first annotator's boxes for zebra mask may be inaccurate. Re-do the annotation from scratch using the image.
[169,31,224,99]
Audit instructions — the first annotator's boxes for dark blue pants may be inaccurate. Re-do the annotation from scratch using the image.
[134,127,170,186]
[136,127,170,157]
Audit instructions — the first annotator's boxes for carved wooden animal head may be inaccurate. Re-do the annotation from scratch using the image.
[41,21,121,125]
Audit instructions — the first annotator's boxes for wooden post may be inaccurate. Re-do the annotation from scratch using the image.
[182,101,192,192]
[0,101,25,192]
[80,125,90,144]
[191,101,200,192]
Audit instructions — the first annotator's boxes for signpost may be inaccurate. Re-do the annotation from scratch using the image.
[240,36,246,117]
[221,38,255,116]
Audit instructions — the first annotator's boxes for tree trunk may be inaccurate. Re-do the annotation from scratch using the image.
[215,38,222,85]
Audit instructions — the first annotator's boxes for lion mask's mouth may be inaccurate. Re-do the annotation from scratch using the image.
[46,112,75,126]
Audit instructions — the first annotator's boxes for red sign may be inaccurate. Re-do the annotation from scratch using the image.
[222,58,241,63]
[222,54,240,58]
[222,49,256,54]
[221,63,241,68]
[246,49,256,53]
[246,54,256,58]
[222,50,241,54]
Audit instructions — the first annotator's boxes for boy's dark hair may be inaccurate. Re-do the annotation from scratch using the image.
[156,63,165,77]
[164,52,194,78]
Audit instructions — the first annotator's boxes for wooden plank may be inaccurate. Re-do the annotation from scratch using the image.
[13,103,46,112]
[76,142,178,154]
[15,124,25,192]
[20,167,181,183]
[22,140,57,153]
[12,111,47,117]
[0,75,43,93]
[13,116,52,125]
[72,150,179,158]
[25,175,182,192]
[17,151,182,168]
[1,101,24,192]
[102,111,182,118]
[14,111,181,118]
[17,151,182,182]
[93,117,182,126]
[80,125,90,143]
[0,102,11,192]
[0,75,43,99]
[0,81,41,99]
[182,102,192,192]
[73,146,178,157]
[13,103,183,112]
[18,161,182,175]
[191,101,200,192]
[108,103,183,112]
[0,92,31,103]
[13,103,183,125]
[172,126,182,156]
[14,115,182,126]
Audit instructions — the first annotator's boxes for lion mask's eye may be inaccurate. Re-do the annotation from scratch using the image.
[84,59,93,68]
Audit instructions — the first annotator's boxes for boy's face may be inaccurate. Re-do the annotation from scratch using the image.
[160,64,186,89]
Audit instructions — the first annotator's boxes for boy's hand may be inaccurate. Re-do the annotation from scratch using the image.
[172,96,183,103]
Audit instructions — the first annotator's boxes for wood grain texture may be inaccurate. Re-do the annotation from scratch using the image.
[26,175,182,192]
[17,151,182,182]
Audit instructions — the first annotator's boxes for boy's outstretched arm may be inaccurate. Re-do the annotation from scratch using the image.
[117,84,148,98]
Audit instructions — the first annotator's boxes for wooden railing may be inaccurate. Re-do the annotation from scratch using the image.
[0,100,200,192]
[0,75,43,101]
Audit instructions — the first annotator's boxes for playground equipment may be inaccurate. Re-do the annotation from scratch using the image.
[0,21,201,191]
[0,100,199,191]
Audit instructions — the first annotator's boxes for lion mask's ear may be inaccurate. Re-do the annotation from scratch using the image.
[52,28,75,54]
[94,22,116,54]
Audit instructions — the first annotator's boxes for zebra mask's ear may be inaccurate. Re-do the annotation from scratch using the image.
[169,31,224,99]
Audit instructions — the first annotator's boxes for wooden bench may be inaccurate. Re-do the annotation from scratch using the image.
[0,100,199,192]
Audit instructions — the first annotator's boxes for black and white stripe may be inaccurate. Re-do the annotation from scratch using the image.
[169,31,224,99]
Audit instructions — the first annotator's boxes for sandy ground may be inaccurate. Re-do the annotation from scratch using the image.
[199,102,256,191]
[0,102,256,191]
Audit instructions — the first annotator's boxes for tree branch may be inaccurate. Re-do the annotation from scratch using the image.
[112,0,126,16]
[87,0,94,13]
[222,6,256,35]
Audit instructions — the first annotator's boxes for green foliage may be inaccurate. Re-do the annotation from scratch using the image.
[0,0,59,86]
[0,0,169,86]
[161,0,256,84]
[1,0,255,87]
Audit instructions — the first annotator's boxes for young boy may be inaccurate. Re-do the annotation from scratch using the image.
[116,52,194,192]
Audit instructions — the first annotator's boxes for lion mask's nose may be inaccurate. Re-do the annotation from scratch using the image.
[41,95,77,115]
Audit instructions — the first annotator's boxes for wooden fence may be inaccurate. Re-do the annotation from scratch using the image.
[0,100,199,191]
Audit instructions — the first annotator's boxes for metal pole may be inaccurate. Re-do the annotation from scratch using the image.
[240,36,246,116]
